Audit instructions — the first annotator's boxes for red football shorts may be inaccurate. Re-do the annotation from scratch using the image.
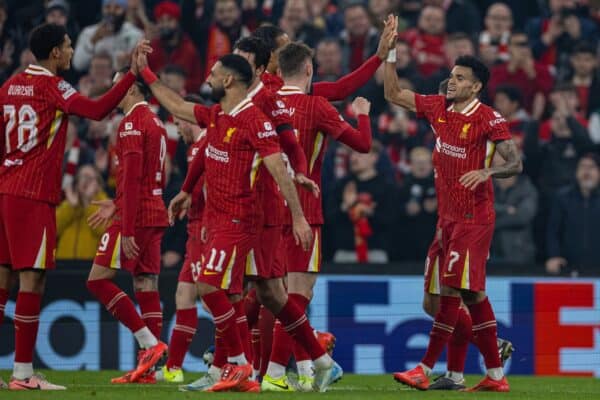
[284,224,322,273]
[180,220,204,284]
[424,218,493,293]
[423,223,443,295]
[246,225,286,280]
[0,194,56,270]
[93,222,164,276]
[193,229,259,295]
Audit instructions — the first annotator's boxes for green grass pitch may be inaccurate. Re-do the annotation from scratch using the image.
[0,371,599,399]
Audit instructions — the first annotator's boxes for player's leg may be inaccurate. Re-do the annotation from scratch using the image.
[3,196,64,390]
[0,196,10,325]
[244,286,262,377]
[230,292,252,364]
[0,265,11,325]
[133,274,162,341]
[258,305,275,377]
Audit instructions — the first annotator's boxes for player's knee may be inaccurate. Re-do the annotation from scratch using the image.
[133,274,158,292]
[175,284,197,309]
[422,295,438,317]
[19,270,46,294]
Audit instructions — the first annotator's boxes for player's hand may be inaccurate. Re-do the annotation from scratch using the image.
[91,22,113,44]
[64,185,79,207]
[292,216,313,251]
[88,199,116,229]
[352,97,371,115]
[130,39,152,75]
[459,169,492,191]
[168,191,191,225]
[376,14,398,60]
[295,173,320,197]
[545,257,567,275]
[122,236,140,259]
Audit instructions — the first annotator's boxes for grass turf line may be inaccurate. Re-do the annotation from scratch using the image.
[0,371,598,399]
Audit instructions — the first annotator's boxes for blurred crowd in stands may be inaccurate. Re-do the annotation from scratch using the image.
[2,0,599,274]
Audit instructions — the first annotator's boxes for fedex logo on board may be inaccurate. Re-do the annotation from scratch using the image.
[316,277,600,376]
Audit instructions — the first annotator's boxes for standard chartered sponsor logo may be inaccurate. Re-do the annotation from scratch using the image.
[206,144,229,163]
[435,137,467,159]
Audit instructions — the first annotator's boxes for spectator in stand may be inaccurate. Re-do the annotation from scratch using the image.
[491,154,538,264]
[488,31,554,120]
[0,0,18,81]
[524,84,594,198]
[161,156,187,268]
[369,0,408,31]
[525,0,598,69]
[155,65,187,159]
[546,153,600,275]
[307,0,344,36]
[278,0,324,49]
[339,2,379,72]
[45,0,79,41]
[73,0,143,72]
[78,52,114,97]
[147,1,204,93]
[205,0,251,78]
[400,5,447,78]
[125,0,157,39]
[564,41,600,118]
[479,2,513,67]
[538,83,588,141]
[396,147,437,261]
[326,141,396,263]
[493,85,531,149]
[425,32,475,93]
[56,165,109,260]
[181,0,215,62]
[314,38,344,82]
[423,0,481,35]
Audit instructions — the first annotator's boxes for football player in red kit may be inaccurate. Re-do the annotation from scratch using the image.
[384,16,522,392]
[0,23,148,390]
[86,69,169,384]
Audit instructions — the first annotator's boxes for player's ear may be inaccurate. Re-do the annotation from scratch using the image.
[223,73,234,88]
[472,80,482,95]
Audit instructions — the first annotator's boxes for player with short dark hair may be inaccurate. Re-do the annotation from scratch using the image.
[383,16,522,392]
[0,23,148,390]
[137,53,338,392]
[259,40,377,392]
[86,68,170,384]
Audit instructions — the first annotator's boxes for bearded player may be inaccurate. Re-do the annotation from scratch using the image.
[0,23,147,390]
[383,16,522,392]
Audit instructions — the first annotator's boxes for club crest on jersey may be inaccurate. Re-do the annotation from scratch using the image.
[460,123,471,139]
[125,122,133,130]
[224,127,236,143]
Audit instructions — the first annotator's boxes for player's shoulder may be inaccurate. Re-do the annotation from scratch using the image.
[474,102,506,124]
[235,100,269,124]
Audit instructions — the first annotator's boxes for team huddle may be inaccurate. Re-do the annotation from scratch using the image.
[0,14,520,393]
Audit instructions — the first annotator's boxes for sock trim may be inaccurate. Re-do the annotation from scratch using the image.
[213,308,235,324]
[284,315,307,332]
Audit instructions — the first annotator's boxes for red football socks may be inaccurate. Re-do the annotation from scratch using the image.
[447,305,472,372]
[87,279,145,333]
[269,320,294,367]
[258,306,275,376]
[213,331,227,369]
[244,289,260,328]
[202,290,244,360]
[13,292,41,363]
[421,295,461,369]
[276,296,326,361]
[0,287,8,324]
[135,291,163,340]
[468,297,502,369]
[290,293,312,363]
[233,300,252,363]
[166,307,198,370]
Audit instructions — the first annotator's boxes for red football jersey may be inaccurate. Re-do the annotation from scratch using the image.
[114,102,169,228]
[277,86,351,225]
[187,133,207,222]
[193,99,281,233]
[0,65,79,204]
[415,95,512,224]
[249,82,295,226]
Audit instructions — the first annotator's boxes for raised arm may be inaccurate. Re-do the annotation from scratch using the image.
[312,15,396,101]
[137,52,197,123]
[382,16,416,112]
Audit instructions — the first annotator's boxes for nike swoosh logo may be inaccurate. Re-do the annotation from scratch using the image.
[437,118,446,123]
[203,271,219,276]
[270,381,289,390]
[12,382,41,390]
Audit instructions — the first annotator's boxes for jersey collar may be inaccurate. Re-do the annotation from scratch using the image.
[228,97,253,117]
[447,98,481,116]
[125,101,148,117]
[247,81,264,99]
[24,64,54,76]
[278,85,304,95]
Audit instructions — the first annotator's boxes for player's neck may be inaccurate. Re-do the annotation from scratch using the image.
[37,60,58,75]
[248,78,260,92]
[122,96,145,115]
[220,89,247,114]
[283,77,308,93]
[451,96,478,113]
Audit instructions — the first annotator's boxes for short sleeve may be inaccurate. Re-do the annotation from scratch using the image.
[414,94,446,123]
[193,104,211,127]
[46,77,79,112]
[315,97,348,140]
[485,108,512,142]
[246,115,281,159]
[118,118,144,156]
